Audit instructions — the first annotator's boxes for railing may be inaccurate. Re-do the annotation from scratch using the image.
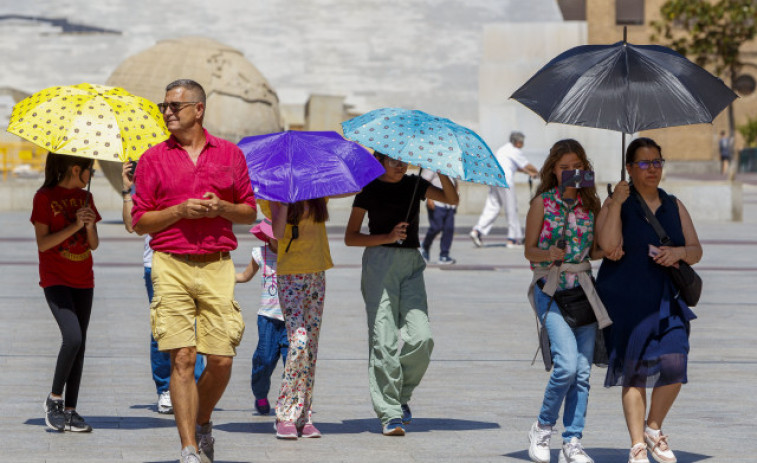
[0,142,47,180]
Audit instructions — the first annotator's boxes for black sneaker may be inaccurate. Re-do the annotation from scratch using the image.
[438,256,456,264]
[44,395,65,431]
[64,410,92,432]
[420,248,430,262]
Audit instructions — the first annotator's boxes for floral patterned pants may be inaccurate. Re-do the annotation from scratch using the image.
[275,271,325,426]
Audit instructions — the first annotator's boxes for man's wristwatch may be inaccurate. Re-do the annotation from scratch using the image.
[121,189,131,197]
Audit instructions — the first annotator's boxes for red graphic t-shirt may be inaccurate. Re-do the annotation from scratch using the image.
[30,186,101,288]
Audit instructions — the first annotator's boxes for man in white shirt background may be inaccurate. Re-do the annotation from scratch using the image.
[469,131,538,248]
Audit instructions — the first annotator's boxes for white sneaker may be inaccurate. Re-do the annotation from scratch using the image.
[157,390,173,414]
[629,443,650,463]
[645,430,677,463]
[469,230,483,247]
[558,437,593,463]
[528,421,553,463]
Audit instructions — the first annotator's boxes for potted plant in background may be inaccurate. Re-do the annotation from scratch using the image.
[738,116,757,172]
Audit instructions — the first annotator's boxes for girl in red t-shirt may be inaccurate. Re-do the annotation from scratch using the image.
[31,152,100,433]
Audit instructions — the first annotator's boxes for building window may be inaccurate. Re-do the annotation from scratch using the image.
[616,0,644,25]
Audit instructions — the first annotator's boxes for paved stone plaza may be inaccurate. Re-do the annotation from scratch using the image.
[1,185,755,462]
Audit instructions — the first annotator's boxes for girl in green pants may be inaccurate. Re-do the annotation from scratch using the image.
[344,153,458,436]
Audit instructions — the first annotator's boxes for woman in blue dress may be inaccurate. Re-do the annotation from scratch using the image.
[596,138,702,463]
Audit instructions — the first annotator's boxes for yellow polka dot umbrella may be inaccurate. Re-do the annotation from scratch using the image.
[6,83,169,162]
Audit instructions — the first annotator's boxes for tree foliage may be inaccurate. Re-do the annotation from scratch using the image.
[650,0,757,79]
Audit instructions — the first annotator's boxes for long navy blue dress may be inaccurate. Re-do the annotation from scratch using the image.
[596,187,697,388]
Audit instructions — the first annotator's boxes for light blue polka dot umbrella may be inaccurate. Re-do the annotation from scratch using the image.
[341,108,507,188]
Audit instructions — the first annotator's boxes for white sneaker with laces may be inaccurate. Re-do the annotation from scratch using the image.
[157,390,173,414]
[528,421,553,463]
[645,430,676,463]
[558,437,593,463]
[629,443,650,463]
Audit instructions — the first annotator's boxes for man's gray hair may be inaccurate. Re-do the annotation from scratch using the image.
[510,131,525,144]
[165,79,206,105]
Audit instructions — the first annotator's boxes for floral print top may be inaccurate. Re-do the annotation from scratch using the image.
[530,187,595,289]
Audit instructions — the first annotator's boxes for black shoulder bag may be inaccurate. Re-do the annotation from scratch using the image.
[636,192,702,307]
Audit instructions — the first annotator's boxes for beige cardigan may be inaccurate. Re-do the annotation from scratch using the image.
[527,261,612,329]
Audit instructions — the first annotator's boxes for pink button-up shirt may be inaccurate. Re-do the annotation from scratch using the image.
[132,129,256,254]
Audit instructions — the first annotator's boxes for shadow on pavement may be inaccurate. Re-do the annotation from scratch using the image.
[504,448,712,462]
[25,415,175,429]
[217,417,500,435]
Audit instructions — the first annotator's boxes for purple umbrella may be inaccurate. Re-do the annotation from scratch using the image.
[240,131,385,203]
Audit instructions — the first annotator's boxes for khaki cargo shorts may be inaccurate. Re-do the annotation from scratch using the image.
[150,251,245,356]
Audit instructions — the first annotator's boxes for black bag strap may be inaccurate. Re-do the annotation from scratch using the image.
[634,189,673,247]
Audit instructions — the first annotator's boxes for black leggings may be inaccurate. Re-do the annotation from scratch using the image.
[44,285,93,409]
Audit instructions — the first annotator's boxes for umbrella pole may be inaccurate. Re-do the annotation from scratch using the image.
[621,132,627,181]
[397,168,422,245]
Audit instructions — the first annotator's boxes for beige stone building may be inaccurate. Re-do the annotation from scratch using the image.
[577,0,757,169]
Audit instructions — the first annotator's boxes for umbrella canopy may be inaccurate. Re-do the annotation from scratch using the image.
[240,130,385,203]
[510,41,737,135]
[341,108,507,188]
[7,83,169,162]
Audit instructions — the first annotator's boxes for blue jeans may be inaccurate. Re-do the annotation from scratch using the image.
[145,267,204,394]
[533,285,596,442]
[251,314,288,400]
[423,207,455,258]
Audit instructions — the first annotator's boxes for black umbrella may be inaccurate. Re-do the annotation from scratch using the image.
[511,29,738,180]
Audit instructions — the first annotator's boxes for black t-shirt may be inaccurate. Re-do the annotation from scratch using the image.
[352,175,431,249]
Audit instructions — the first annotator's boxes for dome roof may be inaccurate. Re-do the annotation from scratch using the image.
[101,36,282,192]
[106,36,282,142]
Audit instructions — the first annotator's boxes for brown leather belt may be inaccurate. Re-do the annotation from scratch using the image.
[168,251,230,263]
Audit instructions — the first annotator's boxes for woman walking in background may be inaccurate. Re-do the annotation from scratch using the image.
[33,152,100,433]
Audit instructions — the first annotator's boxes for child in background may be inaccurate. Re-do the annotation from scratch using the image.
[33,152,100,433]
[235,218,287,416]
[269,198,333,439]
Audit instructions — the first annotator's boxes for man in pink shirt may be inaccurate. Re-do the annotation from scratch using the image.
[132,79,256,463]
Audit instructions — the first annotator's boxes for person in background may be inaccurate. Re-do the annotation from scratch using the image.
[235,218,287,417]
[121,161,205,415]
[34,152,100,433]
[131,79,256,463]
[596,137,702,463]
[420,169,458,264]
[344,152,458,436]
[470,131,538,248]
[718,130,733,176]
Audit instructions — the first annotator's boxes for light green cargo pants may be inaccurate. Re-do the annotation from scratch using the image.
[361,246,434,425]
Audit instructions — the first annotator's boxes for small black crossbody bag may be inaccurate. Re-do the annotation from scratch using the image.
[536,279,597,328]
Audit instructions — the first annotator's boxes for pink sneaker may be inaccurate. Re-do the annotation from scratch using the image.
[275,421,298,440]
[299,423,322,438]
[645,430,676,463]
